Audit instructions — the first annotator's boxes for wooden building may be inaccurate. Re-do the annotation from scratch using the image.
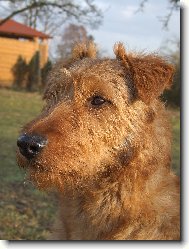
[0,19,51,87]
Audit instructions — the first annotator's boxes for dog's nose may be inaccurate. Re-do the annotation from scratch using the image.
[17,134,48,160]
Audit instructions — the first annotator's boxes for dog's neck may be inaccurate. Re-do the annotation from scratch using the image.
[56,179,129,240]
[55,164,174,240]
[52,124,174,240]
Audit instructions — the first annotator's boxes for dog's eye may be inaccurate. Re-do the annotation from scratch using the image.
[90,95,106,106]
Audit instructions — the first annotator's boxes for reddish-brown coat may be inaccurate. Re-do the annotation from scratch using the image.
[17,42,180,240]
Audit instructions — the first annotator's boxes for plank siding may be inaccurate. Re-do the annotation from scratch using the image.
[0,37,48,86]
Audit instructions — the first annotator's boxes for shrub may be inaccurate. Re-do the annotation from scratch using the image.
[12,56,28,89]
[26,51,41,91]
[41,60,52,90]
[162,62,180,107]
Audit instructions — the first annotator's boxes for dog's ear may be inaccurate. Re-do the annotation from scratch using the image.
[114,43,175,104]
[72,41,97,60]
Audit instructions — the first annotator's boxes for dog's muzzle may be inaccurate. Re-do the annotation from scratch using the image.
[17,133,48,160]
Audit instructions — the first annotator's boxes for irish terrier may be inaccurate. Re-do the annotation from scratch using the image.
[17,42,180,240]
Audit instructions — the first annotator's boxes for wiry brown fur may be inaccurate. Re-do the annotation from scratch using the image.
[17,42,180,240]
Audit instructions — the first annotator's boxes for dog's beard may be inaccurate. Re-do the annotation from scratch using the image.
[19,151,134,194]
[17,140,136,194]
[24,159,96,194]
[17,135,135,193]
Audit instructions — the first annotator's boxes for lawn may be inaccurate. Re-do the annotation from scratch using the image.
[0,89,55,240]
[0,88,180,240]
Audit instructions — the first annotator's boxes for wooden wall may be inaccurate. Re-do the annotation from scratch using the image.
[0,37,48,87]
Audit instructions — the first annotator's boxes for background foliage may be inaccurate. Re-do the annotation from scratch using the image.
[12,53,52,92]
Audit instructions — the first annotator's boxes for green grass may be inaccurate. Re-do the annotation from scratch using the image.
[0,89,55,240]
[0,88,180,240]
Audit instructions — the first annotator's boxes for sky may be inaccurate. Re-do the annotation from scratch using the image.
[87,0,180,56]
[0,0,180,58]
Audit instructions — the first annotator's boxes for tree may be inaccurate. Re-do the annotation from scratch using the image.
[12,56,28,89]
[41,59,52,89]
[137,0,180,29]
[0,0,102,34]
[27,51,41,91]
[11,53,52,92]
[56,23,94,61]
[161,39,180,107]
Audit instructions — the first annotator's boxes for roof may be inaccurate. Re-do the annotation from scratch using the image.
[0,19,51,39]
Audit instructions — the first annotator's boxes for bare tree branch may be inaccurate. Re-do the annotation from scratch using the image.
[136,0,180,29]
[0,3,39,25]
[0,0,103,30]
[158,4,176,30]
[135,0,148,14]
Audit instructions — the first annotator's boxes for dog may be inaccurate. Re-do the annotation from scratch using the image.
[17,42,180,240]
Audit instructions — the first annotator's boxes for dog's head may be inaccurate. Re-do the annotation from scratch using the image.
[17,42,174,191]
